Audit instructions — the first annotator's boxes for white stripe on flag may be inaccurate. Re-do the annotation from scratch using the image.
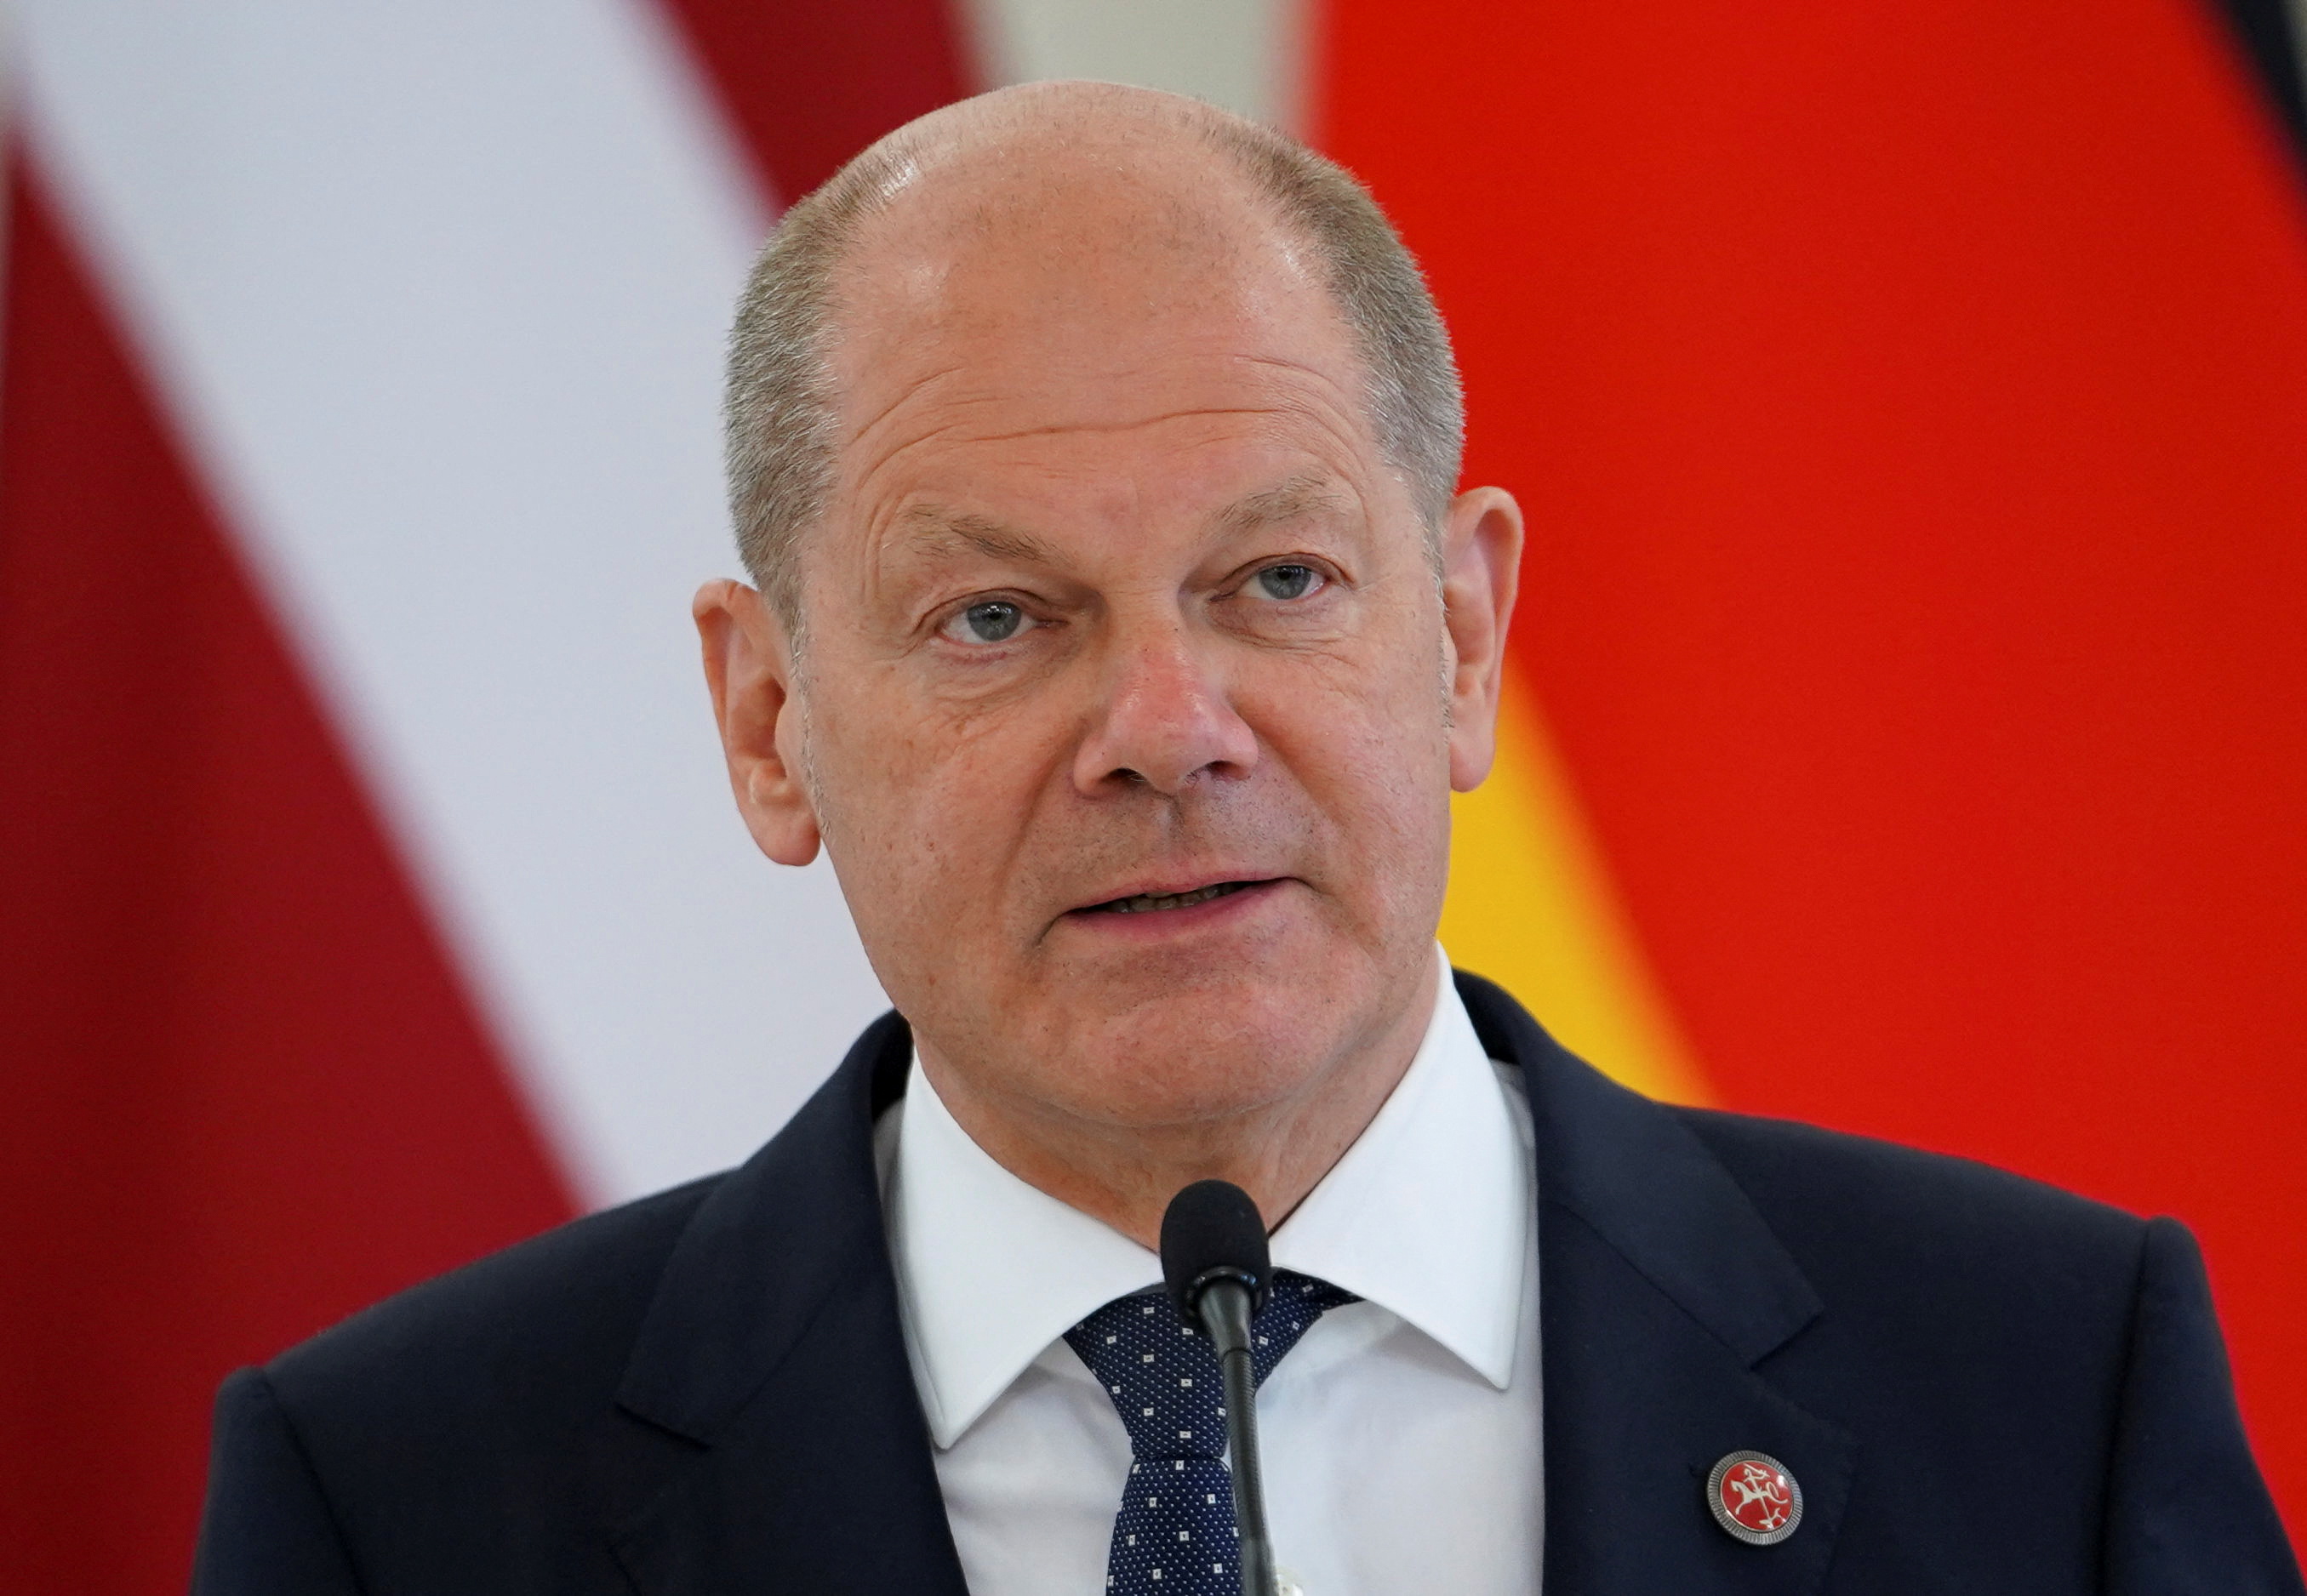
[14,0,891,1203]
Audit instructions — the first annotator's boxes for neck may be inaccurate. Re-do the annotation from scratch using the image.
[917,971,1440,1249]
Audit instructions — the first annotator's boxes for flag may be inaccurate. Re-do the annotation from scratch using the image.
[3,1,2300,1586]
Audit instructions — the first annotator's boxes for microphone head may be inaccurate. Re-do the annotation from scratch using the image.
[1160,1179,1271,1326]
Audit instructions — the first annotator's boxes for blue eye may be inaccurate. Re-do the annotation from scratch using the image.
[945,600,1029,644]
[1253,563,1321,601]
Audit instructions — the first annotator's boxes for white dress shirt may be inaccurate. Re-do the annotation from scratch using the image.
[875,947,1543,1596]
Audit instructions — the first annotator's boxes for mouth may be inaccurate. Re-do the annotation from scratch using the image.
[1078,879,1272,916]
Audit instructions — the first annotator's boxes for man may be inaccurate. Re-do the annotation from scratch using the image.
[193,83,2300,1593]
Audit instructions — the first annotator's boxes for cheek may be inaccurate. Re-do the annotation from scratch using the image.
[1248,638,1455,862]
[813,678,1063,908]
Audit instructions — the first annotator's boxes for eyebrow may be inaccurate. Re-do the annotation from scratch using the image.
[892,472,1349,565]
[1212,472,1350,539]
[894,505,1059,566]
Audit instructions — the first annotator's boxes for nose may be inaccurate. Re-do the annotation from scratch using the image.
[1071,618,1259,797]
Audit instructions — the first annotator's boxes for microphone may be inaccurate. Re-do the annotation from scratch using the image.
[1161,1179,1278,1596]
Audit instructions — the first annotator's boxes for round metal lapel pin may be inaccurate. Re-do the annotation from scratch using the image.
[1707,1451,1803,1546]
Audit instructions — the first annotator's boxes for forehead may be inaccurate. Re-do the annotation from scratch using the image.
[823,151,1378,504]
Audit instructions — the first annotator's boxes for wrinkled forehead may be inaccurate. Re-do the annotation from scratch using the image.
[823,143,1371,459]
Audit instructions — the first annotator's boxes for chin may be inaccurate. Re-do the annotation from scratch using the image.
[1049,982,1353,1129]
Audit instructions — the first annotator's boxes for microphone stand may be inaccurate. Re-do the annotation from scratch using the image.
[1194,1278,1276,1596]
[1162,1179,1285,1596]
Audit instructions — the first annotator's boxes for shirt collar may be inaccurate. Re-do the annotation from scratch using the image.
[881,947,1530,1449]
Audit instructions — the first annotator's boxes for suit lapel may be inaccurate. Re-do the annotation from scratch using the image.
[599,1012,970,1596]
[1458,972,1857,1595]
[591,976,1855,1593]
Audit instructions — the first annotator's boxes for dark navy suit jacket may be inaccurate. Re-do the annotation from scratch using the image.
[193,972,2302,1593]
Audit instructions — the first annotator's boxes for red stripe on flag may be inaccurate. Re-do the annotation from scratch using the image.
[0,164,578,1593]
[656,0,975,202]
[1317,0,2307,1536]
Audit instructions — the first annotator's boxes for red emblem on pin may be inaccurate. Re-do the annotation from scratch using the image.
[1707,1450,1803,1545]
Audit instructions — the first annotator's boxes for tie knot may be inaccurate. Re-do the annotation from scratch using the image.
[1064,1270,1357,1462]
[1066,1273,1356,1595]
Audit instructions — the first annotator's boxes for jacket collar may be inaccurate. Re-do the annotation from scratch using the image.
[1458,969,1855,1594]
[601,978,1853,1594]
[603,1010,970,1596]
[1456,970,1823,1362]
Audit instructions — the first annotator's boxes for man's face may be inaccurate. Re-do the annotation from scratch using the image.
[731,165,1509,1141]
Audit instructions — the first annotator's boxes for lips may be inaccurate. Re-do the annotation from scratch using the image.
[1091,881,1257,915]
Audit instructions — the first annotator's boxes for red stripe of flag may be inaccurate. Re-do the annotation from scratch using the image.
[0,164,578,1594]
[1316,0,2307,1539]
[656,0,977,202]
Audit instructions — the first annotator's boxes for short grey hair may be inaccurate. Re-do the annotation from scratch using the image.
[722,103,1465,625]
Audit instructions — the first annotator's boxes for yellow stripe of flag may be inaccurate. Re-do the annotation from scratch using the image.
[1442,670,1712,1104]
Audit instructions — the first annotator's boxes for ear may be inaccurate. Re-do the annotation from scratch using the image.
[1440,486,1524,792]
[694,579,823,866]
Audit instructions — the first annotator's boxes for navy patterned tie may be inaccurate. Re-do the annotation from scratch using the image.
[1065,1272,1357,1594]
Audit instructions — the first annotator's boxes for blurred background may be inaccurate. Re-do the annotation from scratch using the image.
[3,0,2302,1587]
